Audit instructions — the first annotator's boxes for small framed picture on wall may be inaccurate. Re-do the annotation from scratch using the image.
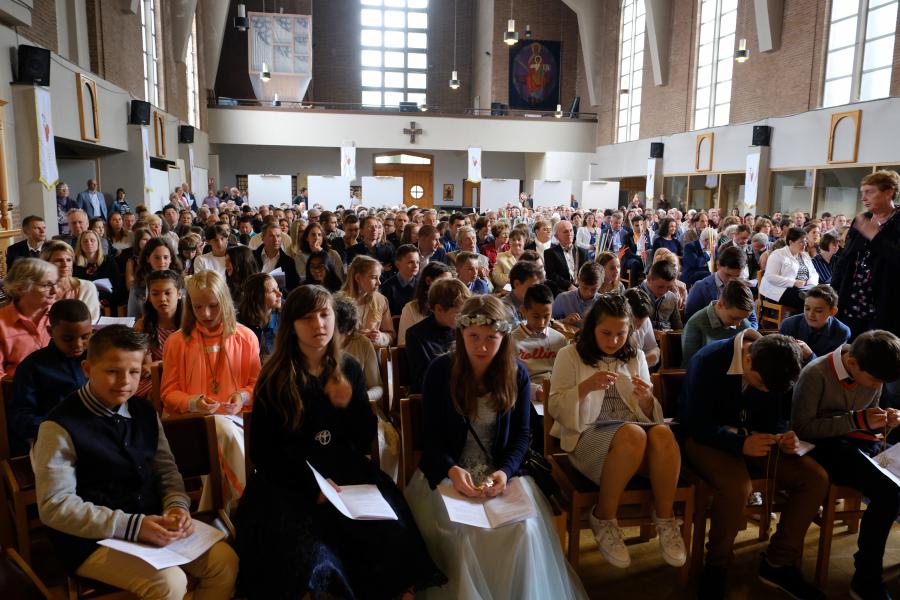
[443,184,454,201]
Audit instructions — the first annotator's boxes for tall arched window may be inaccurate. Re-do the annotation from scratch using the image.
[360,0,428,108]
[616,0,645,143]
[186,16,200,127]
[823,0,898,107]
[140,0,164,108]
[693,0,737,129]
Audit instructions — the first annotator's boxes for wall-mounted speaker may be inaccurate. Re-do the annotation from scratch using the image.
[129,100,151,125]
[650,142,664,158]
[16,45,50,86]
[178,125,194,144]
[752,125,772,147]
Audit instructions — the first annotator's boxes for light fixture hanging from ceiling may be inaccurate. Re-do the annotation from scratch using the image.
[234,3,249,31]
[503,0,519,45]
[554,14,562,118]
[449,0,460,89]
[735,38,749,63]
[260,0,271,81]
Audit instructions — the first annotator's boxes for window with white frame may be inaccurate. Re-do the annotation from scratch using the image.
[616,0,646,142]
[360,0,428,107]
[140,0,163,108]
[693,0,737,129]
[823,0,898,108]
[186,16,200,127]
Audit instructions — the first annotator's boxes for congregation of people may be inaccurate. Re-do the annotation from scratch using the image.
[5,169,900,600]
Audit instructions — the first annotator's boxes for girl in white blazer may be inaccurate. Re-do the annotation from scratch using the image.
[548,295,684,569]
[759,227,818,311]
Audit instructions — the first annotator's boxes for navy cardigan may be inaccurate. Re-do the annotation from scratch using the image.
[419,353,532,489]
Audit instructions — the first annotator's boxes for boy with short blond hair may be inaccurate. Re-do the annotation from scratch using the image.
[32,325,237,599]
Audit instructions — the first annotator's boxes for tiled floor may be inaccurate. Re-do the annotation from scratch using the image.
[30,518,900,599]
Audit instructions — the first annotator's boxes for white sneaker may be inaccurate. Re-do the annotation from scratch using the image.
[588,508,630,568]
[653,514,686,567]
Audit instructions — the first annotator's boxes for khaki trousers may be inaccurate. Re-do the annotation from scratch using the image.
[75,540,238,600]
[684,438,828,567]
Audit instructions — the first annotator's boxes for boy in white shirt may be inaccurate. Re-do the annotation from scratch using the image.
[512,284,567,386]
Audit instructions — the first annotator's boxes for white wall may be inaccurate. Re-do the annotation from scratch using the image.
[58,159,96,192]
[207,108,597,153]
[593,96,900,178]
[212,144,527,206]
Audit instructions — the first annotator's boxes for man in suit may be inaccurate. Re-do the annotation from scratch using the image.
[253,223,300,293]
[75,179,107,221]
[53,209,89,248]
[544,220,589,295]
[180,182,198,212]
[6,216,47,269]
[416,224,450,267]
[56,183,76,235]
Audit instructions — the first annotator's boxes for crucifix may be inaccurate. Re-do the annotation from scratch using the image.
[403,121,423,143]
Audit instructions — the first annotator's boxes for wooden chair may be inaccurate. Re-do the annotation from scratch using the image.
[68,415,230,600]
[390,346,410,416]
[399,394,423,489]
[2,547,51,599]
[813,484,865,588]
[542,381,695,581]
[377,346,393,419]
[243,410,254,480]
[0,375,14,461]
[149,362,164,415]
[0,455,39,564]
[657,330,684,371]
[759,296,790,330]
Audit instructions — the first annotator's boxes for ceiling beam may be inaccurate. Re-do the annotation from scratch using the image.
[754,0,784,52]
[645,0,672,86]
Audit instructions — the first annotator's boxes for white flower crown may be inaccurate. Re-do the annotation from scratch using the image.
[455,313,513,334]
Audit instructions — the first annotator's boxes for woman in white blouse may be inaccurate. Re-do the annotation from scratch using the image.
[759,226,818,311]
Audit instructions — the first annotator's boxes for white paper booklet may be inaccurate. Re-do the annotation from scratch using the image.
[438,477,537,529]
[93,278,113,293]
[795,440,815,457]
[98,520,226,570]
[94,316,137,328]
[307,461,398,521]
[868,443,900,487]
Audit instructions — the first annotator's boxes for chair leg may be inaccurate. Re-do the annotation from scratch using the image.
[679,492,695,586]
[844,496,862,534]
[691,491,708,581]
[815,492,838,590]
[567,502,582,567]
[13,497,31,565]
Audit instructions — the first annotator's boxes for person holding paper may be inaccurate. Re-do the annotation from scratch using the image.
[134,270,183,398]
[791,330,900,600]
[161,270,261,506]
[407,295,586,600]
[339,255,395,348]
[235,285,444,600]
[549,295,685,571]
[32,325,238,599]
[73,230,120,309]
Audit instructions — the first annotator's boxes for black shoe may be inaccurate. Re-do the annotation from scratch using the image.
[758,555,825,600]
[698,564,728,600]
[850,574,893,600]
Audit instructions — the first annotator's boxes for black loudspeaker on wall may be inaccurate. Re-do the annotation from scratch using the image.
[650,142,664,158]
[752,125,772,147]
[129,100,151,125]
[178,125,194,144]
[16,45,51,86]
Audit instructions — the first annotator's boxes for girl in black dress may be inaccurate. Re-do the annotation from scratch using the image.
[235,285,444,599]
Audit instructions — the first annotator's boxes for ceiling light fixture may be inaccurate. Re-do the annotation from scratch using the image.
[260,0,270,81]
[504,0,518,45]
[735,38,749,63]
[554,104,563,118]
[449,0,460,89]
[234,3,248,31]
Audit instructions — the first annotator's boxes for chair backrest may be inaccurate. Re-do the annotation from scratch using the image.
[399,394,423,489]
[149,362,163,415]
[162,415,223,511]
[655,370,686,418]
[659,330,683,371]
[0,376,13,460]
[0,548,51,600]
[390,345,409,401]
[243,410,253,478]
[541,379,562,456]
[377,346,392,417]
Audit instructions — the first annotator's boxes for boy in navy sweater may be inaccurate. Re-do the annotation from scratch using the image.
[7,299,92,456]
[32,325,237,599]
[778,284,850,356]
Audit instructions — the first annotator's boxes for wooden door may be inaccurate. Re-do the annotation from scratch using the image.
[463,180,480,209]
[372,164,434,208]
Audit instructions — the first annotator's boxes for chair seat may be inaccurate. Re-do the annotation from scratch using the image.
[550,453,599,495]
[68,575,140,600]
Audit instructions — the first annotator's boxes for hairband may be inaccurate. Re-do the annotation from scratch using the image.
[455,313,513,334]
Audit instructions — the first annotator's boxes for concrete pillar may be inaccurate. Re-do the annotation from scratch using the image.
[646,157,664,202]
[101,125,147,211]
[744,146,770,215]
[12,85,58,235]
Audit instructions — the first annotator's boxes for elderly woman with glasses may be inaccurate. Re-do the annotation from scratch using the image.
[0,258,58,377]
[40,240,100,321]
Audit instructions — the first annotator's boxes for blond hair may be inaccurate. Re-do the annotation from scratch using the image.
[339,255,382,315]
[181,269,237,338]
[74,230,105,267]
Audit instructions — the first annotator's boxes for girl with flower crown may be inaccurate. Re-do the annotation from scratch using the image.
[406,294,586,600]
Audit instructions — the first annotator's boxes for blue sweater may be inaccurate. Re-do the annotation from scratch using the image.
[8,341,87,456]
[684,272,759,329]
[405,314,455,394]
[778,314,850,358]
[420,354,531,488]
[680,337,791,455]
[680,240,711,285]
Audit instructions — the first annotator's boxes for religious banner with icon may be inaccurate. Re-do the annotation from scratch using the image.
[341,143,356,180]
[744,152,760,211]
[141,126,152,196]
[34,87,59,190]
[468,147,482,183]
[508,40,562,111]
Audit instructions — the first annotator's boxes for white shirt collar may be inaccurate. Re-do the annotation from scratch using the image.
[726,328,762,376]
[830,347,852,381]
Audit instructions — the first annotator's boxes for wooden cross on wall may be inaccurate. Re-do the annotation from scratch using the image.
[404,121,423,143]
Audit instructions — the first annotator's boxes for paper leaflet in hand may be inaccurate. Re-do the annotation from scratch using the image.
[98,520,225,570]
[307,461,397,520]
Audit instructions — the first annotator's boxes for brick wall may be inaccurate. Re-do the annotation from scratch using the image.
[426,0,474,113]
[84,0,144,101]
[18,0,57,53]
[489,0,581,111]
[593,0,621,147]
[309,0,357,105]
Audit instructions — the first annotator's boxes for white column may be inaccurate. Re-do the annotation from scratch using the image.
[11,85,57,235]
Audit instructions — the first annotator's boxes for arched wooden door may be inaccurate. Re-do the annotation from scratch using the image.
[372,151,434,207]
